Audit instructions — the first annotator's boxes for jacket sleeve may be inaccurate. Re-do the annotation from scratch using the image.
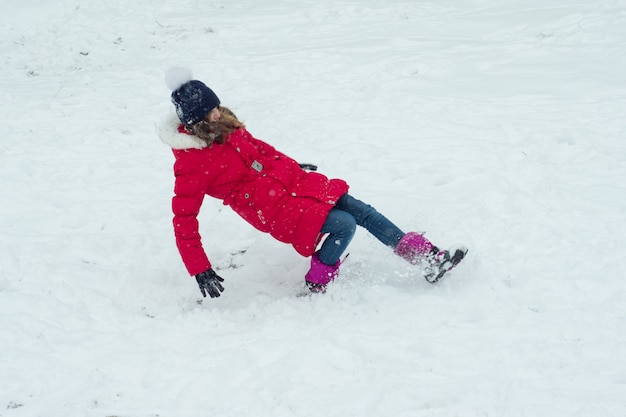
[172,171,212,276]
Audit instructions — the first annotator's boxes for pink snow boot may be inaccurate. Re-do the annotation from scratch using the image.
[305,252,340,293]
[394,232,435,264]
[395,232,468,284]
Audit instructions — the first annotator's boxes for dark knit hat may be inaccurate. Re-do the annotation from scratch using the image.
[171,80,221,125]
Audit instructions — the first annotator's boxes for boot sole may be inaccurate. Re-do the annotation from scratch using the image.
[424,247,468,284]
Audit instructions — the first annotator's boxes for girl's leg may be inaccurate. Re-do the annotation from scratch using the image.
[317,208,356,265]
[313,194,466,287]
[334,194,405,248]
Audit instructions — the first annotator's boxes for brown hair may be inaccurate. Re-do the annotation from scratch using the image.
[186,106,245,145]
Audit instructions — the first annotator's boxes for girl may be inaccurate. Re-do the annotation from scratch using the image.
[158,68,466,298]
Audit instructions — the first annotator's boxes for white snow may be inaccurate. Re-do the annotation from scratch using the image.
[1,0,626,416]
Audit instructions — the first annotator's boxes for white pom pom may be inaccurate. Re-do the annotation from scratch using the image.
[165,66,193,91]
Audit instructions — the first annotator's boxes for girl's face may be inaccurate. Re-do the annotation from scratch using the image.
[208,107,221,122]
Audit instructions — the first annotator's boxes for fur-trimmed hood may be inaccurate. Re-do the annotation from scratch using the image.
[157,111,207,150]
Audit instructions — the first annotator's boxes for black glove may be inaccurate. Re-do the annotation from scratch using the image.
[195,269,225,298]
[298,163,318,171]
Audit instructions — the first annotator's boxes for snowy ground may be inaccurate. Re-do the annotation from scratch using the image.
[1,0,626,416]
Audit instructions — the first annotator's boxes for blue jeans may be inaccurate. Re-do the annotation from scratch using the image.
[318,194,405,265]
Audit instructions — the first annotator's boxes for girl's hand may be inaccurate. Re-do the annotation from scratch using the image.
[195,269,225,298]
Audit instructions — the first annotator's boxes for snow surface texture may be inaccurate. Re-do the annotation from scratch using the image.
[1,0,625,416]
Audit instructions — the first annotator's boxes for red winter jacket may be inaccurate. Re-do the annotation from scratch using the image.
[158,113,349,276]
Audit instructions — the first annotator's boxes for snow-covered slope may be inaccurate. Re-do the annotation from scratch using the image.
[1,1,625,416]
